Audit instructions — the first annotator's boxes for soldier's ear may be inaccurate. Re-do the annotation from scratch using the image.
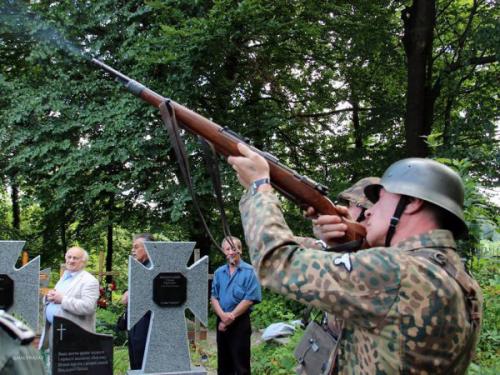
[403,197,425,215]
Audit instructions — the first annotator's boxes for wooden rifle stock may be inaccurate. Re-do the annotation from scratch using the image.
[92,58,366,243]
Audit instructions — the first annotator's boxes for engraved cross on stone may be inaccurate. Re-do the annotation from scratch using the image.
[0,241,40,330]
[57,323,66,340]
[128,242,208,374]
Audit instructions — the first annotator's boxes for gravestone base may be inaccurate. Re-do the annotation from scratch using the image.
[128,367,207,375]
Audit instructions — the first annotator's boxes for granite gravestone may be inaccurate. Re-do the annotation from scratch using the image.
[0,241,40,330]
[51,316,113,375]
[38,267,51,333]
[128,241,208,375]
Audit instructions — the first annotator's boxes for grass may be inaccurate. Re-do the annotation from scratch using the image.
[113,346,129,375]
[112,339,218,374]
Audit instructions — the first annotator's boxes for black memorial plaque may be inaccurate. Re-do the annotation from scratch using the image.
[52,316,113,375]
[153,272,187,307]
[0,274,14,310]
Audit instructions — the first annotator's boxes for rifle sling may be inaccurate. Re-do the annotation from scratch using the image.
[198,137,234,243]
[159,100,227,253]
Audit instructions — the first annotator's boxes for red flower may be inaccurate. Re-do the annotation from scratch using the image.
[97,297,108,308]
[107,281,117,292]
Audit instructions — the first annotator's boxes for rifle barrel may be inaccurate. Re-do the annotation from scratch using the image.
[92,58,150,98]
[91,58,367,243]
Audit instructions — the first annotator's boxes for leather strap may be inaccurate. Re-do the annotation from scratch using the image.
[198,137,235,246]
[385,196,410,246]
[159,101,225,253]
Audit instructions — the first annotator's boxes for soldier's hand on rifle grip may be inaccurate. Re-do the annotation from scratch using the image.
[310,206,352,247]
[228,143,270,189]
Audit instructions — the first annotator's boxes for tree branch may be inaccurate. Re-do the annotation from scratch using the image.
[292,107,372,119]
[445,55,497,73]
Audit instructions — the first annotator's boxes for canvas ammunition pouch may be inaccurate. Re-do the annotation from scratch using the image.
[294,316,341,375]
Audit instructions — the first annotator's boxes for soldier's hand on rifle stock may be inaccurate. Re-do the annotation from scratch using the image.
[228,143,270,189]
[306,206,352,247]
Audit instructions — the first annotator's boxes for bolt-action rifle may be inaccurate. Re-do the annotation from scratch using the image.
[92,58,366,244]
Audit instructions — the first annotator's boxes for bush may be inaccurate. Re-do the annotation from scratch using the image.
[96,301,127,346]
[251,328,304,374]
[113,346,130,375]
[251,289,305,329]
[470,253,500,372]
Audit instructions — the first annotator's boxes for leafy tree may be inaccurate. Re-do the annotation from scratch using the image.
[402,0,498,157]
[0,0,497,272]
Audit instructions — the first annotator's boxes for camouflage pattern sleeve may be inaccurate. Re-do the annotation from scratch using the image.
[293,236,323,250]
[240,189,400,328]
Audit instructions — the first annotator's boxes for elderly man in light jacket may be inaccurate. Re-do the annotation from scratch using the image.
[40,246,99,349]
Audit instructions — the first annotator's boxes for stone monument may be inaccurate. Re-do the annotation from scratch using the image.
[51,316,113,375]
[38,267,51,334]
[128,241,208,374]
[0,241,40,330]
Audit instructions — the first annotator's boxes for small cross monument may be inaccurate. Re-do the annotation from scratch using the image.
[0,241,40,330]
[128,241,208,374]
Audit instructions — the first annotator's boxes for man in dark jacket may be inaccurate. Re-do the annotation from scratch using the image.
[121,233,153,370]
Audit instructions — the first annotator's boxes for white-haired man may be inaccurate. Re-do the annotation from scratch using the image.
[40,246,99,348]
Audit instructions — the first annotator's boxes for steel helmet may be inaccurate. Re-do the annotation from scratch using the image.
[338,177,381,209]
[364,158,467,237]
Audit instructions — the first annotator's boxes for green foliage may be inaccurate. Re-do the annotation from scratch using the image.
[470,254,500,372]
[95,301,127,346]
[251,328,304,375]
[0,0,497,268]
[432,157,499,258]
[251,290,305,330]
[113,346,130,375]
[190,341,218,372]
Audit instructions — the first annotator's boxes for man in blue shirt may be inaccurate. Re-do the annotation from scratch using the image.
[211,236,262,375]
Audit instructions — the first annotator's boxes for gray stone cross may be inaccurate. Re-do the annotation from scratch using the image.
[128,241,208,374]
[0,241,40,330]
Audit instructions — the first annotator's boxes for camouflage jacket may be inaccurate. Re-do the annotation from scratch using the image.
[240,190,483,374]
[0,311,46,375]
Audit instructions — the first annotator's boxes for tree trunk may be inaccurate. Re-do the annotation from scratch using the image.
[442,96,453,147]
[350,96,363,181]
[10,180,20,233]
[106,196,114,283]
[193,229,212,261]
[351,99,362,151]
[402,0,436,157]
[60,221,67,252]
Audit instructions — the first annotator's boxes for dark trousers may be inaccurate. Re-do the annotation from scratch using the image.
[216,312,252,375]
[128,311,151,370]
